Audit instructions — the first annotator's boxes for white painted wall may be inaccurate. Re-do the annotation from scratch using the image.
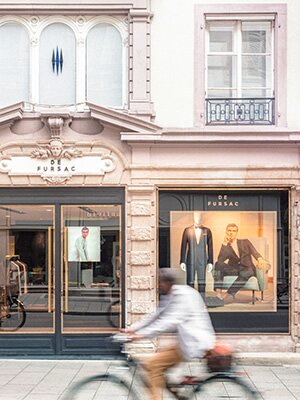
[151,0,300,129]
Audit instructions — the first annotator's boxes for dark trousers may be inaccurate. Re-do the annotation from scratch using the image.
[187,264,206,298]
[214,261,255,296]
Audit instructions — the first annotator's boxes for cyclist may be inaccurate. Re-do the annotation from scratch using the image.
[125,268,215,400]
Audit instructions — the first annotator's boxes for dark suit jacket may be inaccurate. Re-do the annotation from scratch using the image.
[216,239,262,272]
[180,225,213,267]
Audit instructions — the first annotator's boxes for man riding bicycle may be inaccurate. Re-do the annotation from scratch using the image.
[125,268,215,400]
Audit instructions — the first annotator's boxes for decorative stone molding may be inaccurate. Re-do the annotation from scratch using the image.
[131,201,152,216]
[130,276,151,290]
[31,138,82,160]
[131,302,152,314]
[131,227,151,241]
[130,251,151,266]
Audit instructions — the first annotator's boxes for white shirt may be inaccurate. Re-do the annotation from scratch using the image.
[132,285,215,359]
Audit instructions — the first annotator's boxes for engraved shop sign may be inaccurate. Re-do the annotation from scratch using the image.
[0,137,115,184]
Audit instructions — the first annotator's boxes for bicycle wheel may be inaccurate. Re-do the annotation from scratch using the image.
[193,374,258,399]
[0,298,26,331]
[106,299,121,328]
[62,373,140,400]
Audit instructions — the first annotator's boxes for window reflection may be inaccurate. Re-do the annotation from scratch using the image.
[62,205,121,333]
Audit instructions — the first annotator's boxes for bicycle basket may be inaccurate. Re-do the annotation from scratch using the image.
[205,342,234,372]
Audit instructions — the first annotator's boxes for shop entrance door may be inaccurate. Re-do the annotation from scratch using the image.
[0,188,124,355]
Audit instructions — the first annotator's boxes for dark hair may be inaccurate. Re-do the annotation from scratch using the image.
[82,227,89,232]
[159,268,176,285]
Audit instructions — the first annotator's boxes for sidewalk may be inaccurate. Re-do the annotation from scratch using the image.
[0,355,300,399]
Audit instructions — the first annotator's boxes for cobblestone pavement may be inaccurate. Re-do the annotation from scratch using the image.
[0,358,300,399]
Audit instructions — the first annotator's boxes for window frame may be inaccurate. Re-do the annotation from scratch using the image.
[195,4,287,128]
[205,19,274,99]
[0,15,127,110]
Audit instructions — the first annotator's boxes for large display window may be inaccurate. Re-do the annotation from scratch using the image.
[159,190,289,333]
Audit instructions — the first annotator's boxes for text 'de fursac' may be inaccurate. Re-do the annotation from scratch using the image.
[37,160,75,173]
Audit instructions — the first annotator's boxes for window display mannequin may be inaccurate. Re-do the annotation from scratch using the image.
[180,212,213,296]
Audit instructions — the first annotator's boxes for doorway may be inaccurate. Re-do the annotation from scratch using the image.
[0,187,125,355]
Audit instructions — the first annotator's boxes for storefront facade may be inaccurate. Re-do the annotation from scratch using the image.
[0,0,299,355]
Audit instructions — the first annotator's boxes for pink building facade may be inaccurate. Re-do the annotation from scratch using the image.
[0,1,297,355]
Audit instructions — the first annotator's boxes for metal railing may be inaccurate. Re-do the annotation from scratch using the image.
[205,97,275,125]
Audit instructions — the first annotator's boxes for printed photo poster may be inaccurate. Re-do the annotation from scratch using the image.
[68,226,101,262]
[170,211,277,312]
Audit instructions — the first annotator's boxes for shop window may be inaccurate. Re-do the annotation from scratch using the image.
[206,19,274,125]
[39,23,76,105]
[0,23,30,108]
[87,24,122,107]
[159,190,289,333]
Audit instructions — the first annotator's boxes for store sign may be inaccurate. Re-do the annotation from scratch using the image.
[0,138,115,183]
[207,194,240,208]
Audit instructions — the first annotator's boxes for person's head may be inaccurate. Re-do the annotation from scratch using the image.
[158,268,176,295]
[225,223,238,241]
[81,226,89,239]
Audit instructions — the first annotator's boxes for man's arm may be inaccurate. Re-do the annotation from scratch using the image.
[75,238,87,261]
[216,244,229,264]
[245,239,262,260]
[207,228,214,265]
[180,228,188,264]
[135,291,187,338]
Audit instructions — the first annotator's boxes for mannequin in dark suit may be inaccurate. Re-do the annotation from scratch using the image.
[214,223,266,301]
[180,212,213,295]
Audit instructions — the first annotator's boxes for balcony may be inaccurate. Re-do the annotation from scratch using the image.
[205,98,275,126]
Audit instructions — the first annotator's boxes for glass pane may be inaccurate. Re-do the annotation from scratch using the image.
[207,55,235,88]
[39,23,76,105]
[0,206,54,333]
[207,89,236,98]
[208,22,234,52]
[242,55,271,89]
[242,21,272,53]
[242,89,272,98]
[62,205,121,333]
[0,24,30,107]
[87,24,122,107]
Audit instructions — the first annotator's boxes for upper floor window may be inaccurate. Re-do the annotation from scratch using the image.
[0,23,30,108]
[205,18,275,125]
[0,17,125,109]
[39,23,76,105]
[87,24,122,107]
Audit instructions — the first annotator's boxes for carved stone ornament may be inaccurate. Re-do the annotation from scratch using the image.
[0,116,119,184]
[31,138,83,160]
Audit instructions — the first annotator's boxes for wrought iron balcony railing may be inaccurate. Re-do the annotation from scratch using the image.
[205,97,275,125]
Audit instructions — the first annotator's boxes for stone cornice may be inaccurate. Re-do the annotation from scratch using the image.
[88,102,161,133]
[0,102,162,135]
[0,102,24,126]
[0,0,150,14]
[121,127,300,143]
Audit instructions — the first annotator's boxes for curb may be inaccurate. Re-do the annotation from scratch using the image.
[235,352,300,366]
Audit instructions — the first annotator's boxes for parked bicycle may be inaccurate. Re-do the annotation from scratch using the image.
[62,334,258,400]
[0,255,26,331]
[106,298,120,328]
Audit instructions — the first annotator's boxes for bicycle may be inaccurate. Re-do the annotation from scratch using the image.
[0,256,26,331]
[106,298,120,328]
[62,334,259,400]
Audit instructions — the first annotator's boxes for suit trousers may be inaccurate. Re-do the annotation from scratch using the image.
[144,346,184,400]
[214,261,255,296]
